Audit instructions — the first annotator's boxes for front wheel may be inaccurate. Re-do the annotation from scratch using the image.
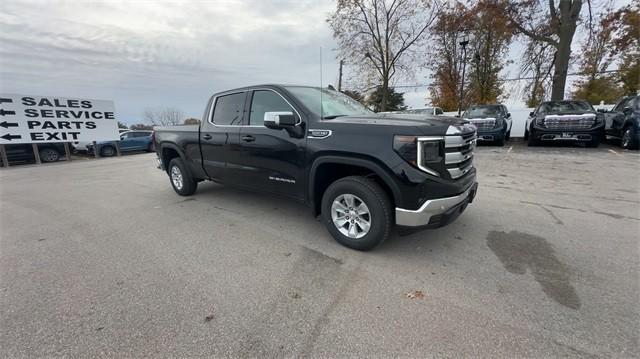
[505,130,511,141]
[168,157,197,196]
[621,127,639,150]
[39,148,60,162]
[585,136,600,148]
[100,145,116,157]
[527,130,539,146]
[321,176,392,251]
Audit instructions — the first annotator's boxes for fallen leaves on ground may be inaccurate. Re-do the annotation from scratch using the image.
[405,290,425,299]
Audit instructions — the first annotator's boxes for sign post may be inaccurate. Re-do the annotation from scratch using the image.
[0,144,8,167]
[63,142,72,162]
[0,95,119,153]
[32,144,41,164]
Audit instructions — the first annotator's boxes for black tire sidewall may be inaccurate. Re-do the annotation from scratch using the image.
[39,148,59,162]
[101,146,115,157]
[168,158,197,196]
[321,177,391,251]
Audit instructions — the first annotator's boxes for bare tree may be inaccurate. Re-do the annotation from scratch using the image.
[143,108,184,126]
[328,0,440,111]
[509,0,590,100]
[520,40,555,106]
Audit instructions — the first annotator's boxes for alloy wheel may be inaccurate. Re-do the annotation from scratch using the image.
[331,193,371,239]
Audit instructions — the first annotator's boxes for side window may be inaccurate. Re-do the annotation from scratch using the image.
[435,108,443,115]
[212,92,245,125]
[613,98,629,112]
[120,132,132,139]
[249,90,294,126]
[134,132,150,138]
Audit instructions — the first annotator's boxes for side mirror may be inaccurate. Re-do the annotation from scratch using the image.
[623,106,632,115]
[529,111,535,117]
[264,111,297,129]
[597,108,607,113]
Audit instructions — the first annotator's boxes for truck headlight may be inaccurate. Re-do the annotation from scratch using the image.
[393,135,442,176]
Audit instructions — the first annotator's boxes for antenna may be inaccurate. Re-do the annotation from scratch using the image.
[320,46,323,119]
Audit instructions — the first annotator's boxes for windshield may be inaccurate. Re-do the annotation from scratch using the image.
[285,86,373,118]
[463,105,502,118]
[539,101,594,113]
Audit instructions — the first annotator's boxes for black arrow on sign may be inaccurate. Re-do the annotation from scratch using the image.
[0,121,18,128]
[1,133,21,141]
[0,98,12,104]
[0,109,16,116]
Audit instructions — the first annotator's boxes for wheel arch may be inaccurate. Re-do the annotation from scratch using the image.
[309,155,400,216]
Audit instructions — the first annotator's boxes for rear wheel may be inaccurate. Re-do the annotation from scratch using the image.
[621,126,639,150]
[321,176,392,251]
[100,145,116,157]
[39,148,60,162]
[168,157,197,196]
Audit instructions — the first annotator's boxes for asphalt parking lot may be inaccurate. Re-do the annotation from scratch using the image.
[1,141,638,357]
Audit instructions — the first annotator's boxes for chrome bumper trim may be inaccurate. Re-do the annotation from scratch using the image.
[395,184,475,226]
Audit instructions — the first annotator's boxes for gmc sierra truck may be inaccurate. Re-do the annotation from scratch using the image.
[154,85,478,250]
[525,100,604,147]
[461,104,512,146]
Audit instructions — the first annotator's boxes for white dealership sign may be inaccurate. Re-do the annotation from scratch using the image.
[0,94,120,144]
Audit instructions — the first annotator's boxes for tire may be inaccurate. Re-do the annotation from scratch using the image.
[168,157,197,196]
[495,135,505,146]
[505,130,511,141]
[585,135,600,148]
[39,148,60,163]
[100,145,116,157]
[621,126,639,150]
[524,128,529,140]
[527,129,539,146]
[321,176,392,251]
[146,143,154,152]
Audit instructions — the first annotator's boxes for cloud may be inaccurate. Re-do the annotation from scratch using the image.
[0,0,339,122]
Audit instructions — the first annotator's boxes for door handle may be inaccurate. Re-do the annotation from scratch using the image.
[242,135,255,142]
[202,134,212,140]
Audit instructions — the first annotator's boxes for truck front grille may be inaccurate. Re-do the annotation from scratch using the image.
[543,115,596,130]
[468,118,496,130]
[444,125,476,179]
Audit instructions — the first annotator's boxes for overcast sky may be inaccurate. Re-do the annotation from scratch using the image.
[0,0,632,124]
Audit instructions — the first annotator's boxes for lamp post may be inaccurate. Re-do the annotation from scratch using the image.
[457,33,470,116]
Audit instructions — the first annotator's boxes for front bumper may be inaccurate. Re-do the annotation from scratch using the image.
[532,124,604,141]
[395,182,478,226]
[475,126,505,141]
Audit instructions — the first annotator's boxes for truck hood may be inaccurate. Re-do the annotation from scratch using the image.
[322,114,468,135]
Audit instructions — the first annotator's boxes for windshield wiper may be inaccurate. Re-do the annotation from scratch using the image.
[322,114,348,119]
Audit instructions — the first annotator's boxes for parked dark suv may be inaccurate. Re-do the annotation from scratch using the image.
[603,95,639,150]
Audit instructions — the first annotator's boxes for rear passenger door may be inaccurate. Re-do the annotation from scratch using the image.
[227,89,307,200]
[199,91,246,181]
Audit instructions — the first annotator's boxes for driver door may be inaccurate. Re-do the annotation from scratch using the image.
[226,89,307,200]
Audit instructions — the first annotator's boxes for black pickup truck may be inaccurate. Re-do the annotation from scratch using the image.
[154,85,478,250]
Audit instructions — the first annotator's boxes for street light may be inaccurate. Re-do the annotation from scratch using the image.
[457,32,470,116]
